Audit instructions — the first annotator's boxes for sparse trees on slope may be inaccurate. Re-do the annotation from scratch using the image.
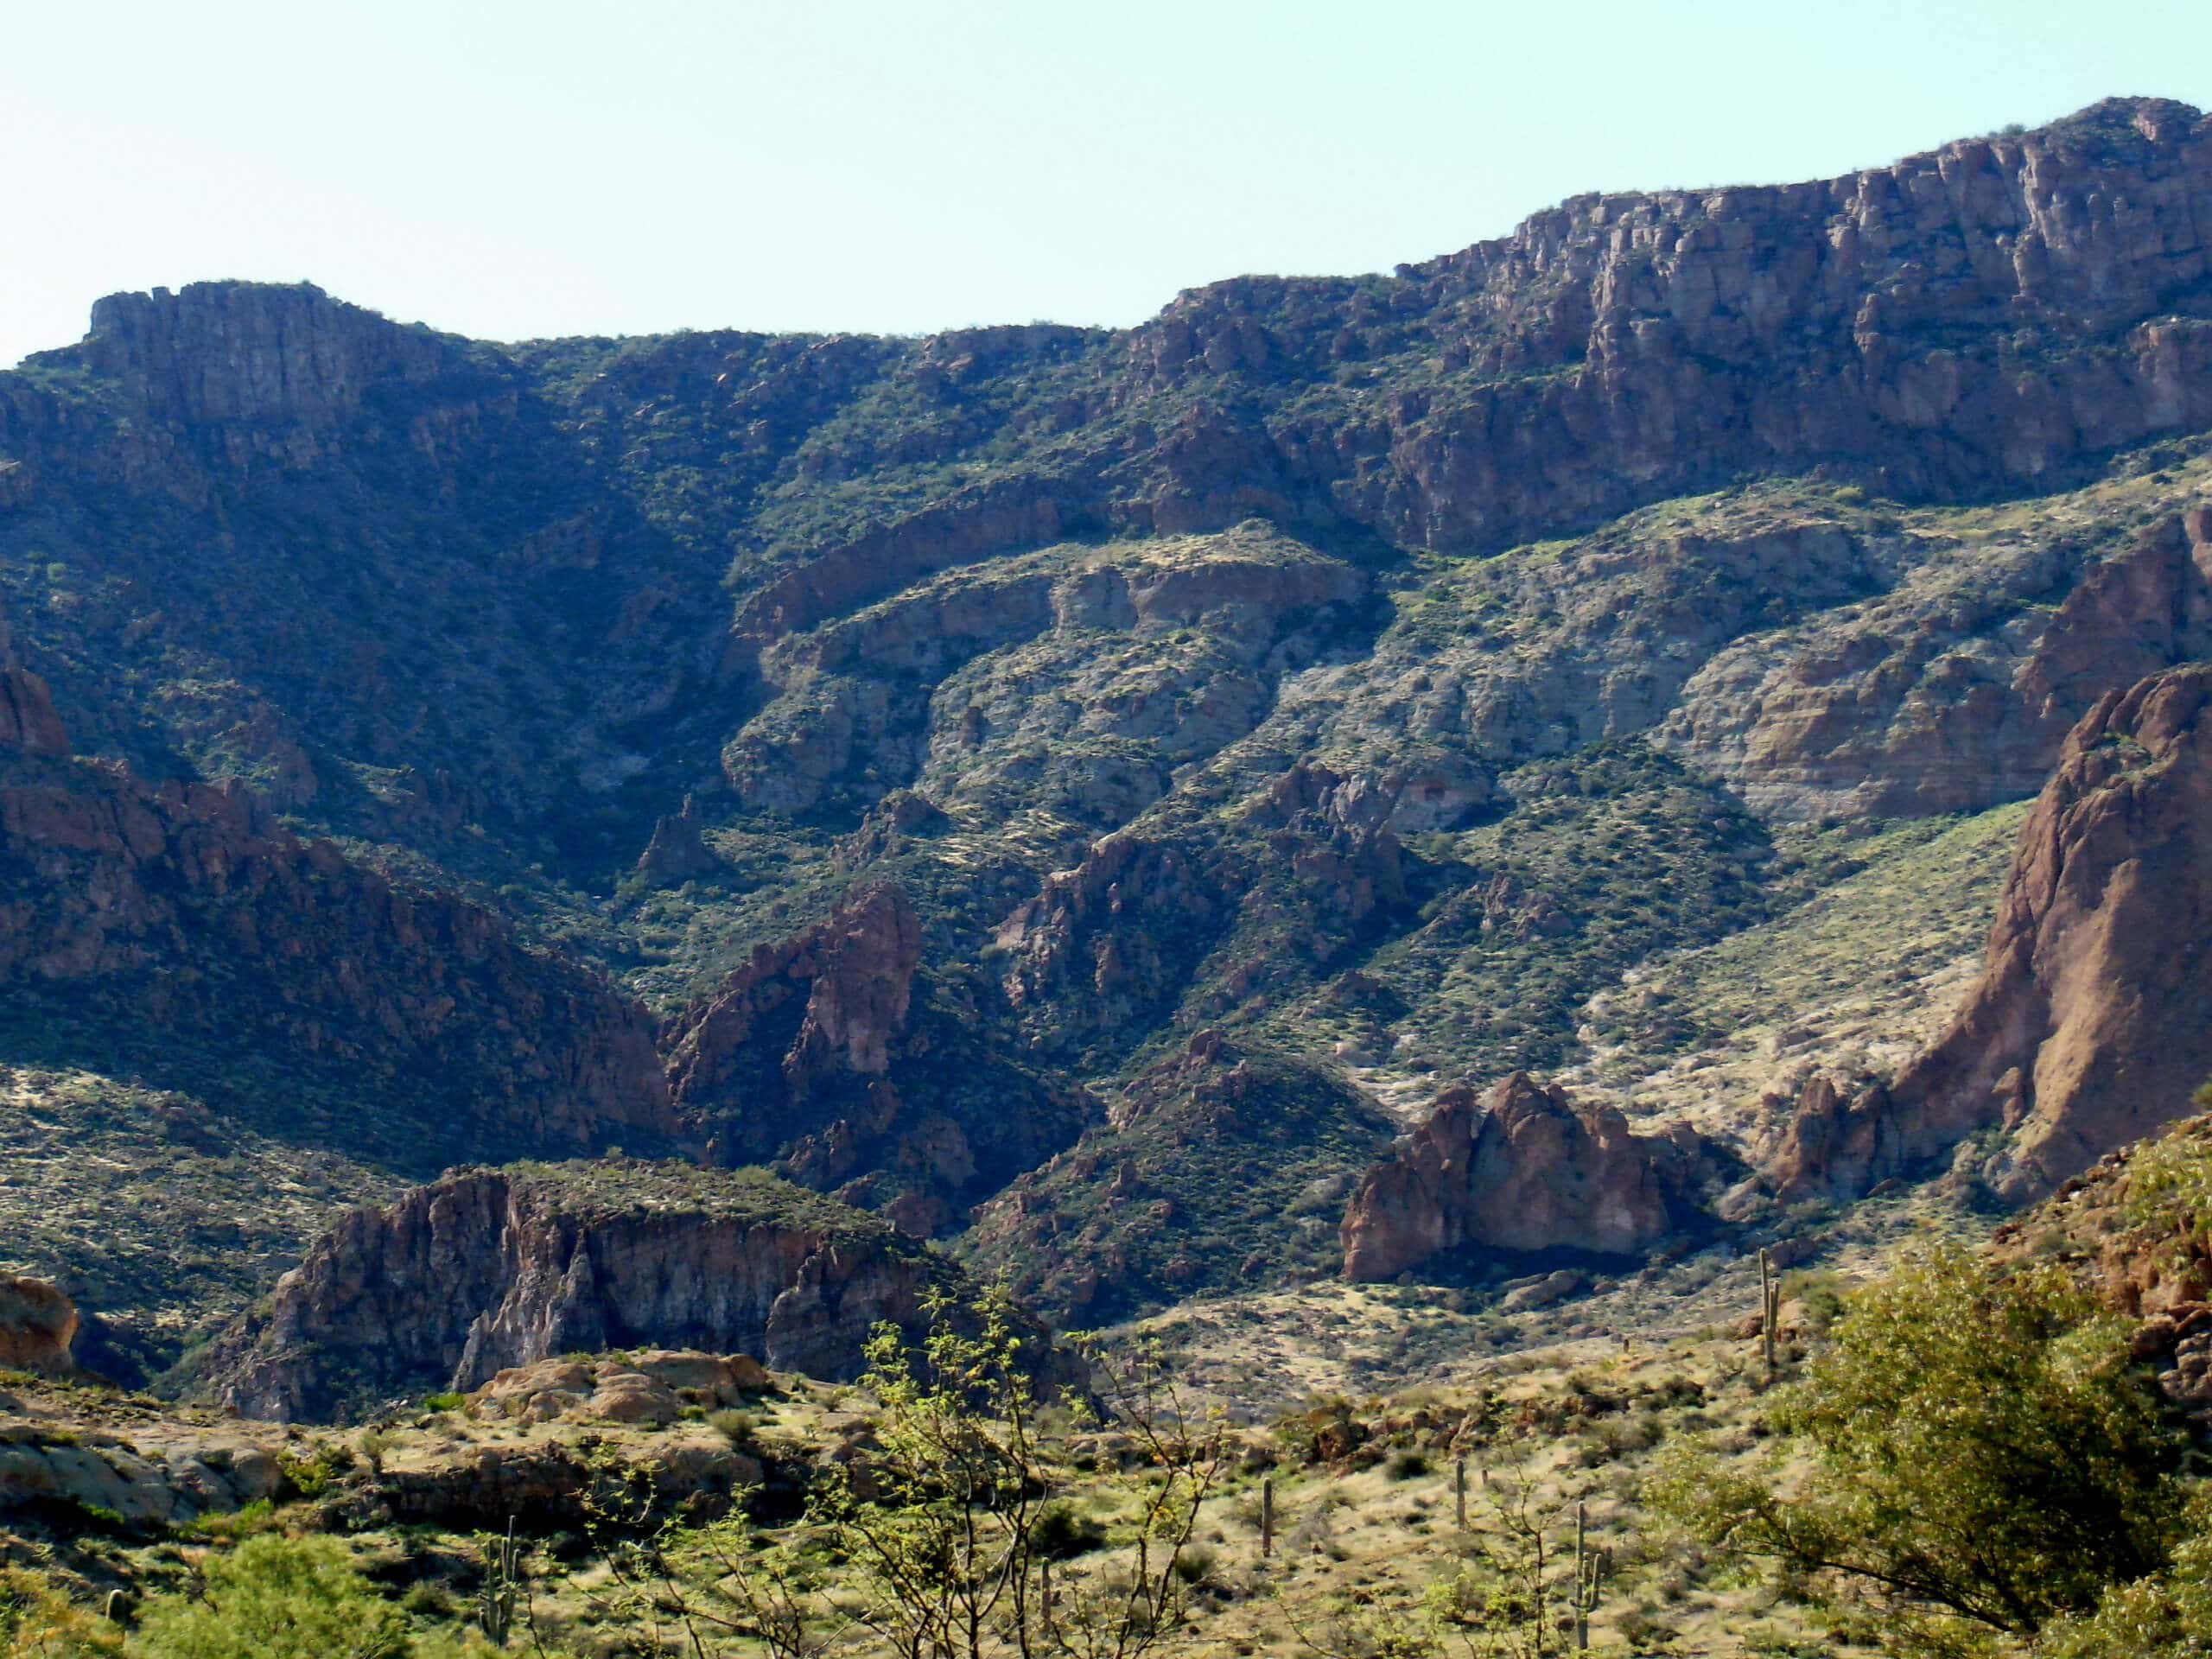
[1653,1246,2188,1655]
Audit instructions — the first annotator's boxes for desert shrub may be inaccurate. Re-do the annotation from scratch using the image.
[1386,1449,1432,1482]
[1031,1500,1108,1559]
[132,1535,410,1659]
[706,1408,755,1447]
[0,1567,124,1658]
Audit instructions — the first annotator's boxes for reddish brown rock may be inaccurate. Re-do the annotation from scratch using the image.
[665,883,923,1136]
[1763,1075,1911,1205]
[634,794,720,886]
[0,666,67,760]
[0,1277,79,1377]
[1340,1074,1683,1282]
[1924,664,2212,1195]
[1772,662,2212,1203]
[200,1162,954,1421]
[665,884,1093,1227]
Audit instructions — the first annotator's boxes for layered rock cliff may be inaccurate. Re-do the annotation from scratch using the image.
[1341,1074,1699,1282]
[10,99,2212,1336]
[202,1161,958,1421]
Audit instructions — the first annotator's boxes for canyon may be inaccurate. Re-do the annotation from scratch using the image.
[2,97,2212,1382]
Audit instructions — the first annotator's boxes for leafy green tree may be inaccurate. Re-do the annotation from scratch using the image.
[2035,1516,2212,1656]
[582,1286,1225,1658]
[1653,1247,2188,1654]
[131,1535,412,1659]
[812,1286,1226,1659]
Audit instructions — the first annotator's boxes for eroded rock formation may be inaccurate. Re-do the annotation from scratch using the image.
[1341,1074,1692,1281]
[202,1162,955,1421]
[1913,662,2212,1195]
[0,1276,80,1377]
[665,884,923,1150]
[665,885,1093,1230]
[1772,658,2212,1202]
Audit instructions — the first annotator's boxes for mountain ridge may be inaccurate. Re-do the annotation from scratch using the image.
[6,94,2212,1365]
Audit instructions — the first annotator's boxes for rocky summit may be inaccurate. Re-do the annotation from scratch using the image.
[5,95,2212,1409]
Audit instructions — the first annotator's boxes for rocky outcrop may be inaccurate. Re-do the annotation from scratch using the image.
[1763,1074,1912,1205]
[721,472,1082,681]
[1904,663,2212,1196]
[665,885,1093,1230]
[0,693,672,1165]
[1341,1074,1691,1281]
[1664,508,2212,819]
[996,760,1408,1060]
[634,795,721,885]
[0,1277,79,1377]
[467,1350,775,1426]
[1771,661,2212,1203]
[1989,1116,2212,1426]
[79,283,483,434]
[724,525,1371,819]
[666,884,923,1143]
[201,1162,957,1421]
[0,616,67,760]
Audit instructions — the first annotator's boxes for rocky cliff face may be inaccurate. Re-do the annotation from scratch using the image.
[1771,657,2212,1203]
[0,614,67,760]
[1663,507,2212,819]
[203,1162,956,1421]
[1912,660,2212,1194]
[1341,1074,1695,1282]
[665,885,1094,1232]
[0,673,671,1166]
[10,99,2212,1337]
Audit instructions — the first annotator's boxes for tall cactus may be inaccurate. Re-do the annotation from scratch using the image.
[1569,1499,1606,1651]
[1759,1247,1783,1380]
[479,1517,521,1647]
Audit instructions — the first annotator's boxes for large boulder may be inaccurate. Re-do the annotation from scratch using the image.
[0,1276,79,1376]
[1340,1074,1686,1281]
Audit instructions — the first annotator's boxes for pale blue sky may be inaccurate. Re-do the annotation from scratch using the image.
[5,0,2207,366]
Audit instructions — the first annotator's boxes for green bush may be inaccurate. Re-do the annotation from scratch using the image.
[1385,1449,1432,1482]
[1654,1247,2188,1653]
[706,1408,755,1447]
[132,1535,410,1659]
[0,1566,124,1656]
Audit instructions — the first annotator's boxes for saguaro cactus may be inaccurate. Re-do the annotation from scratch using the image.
[1261,1476,1274,1558]
[1569,1499,1606,1651]
[1759,1247,1783,1380]
[479,1517,521,1646]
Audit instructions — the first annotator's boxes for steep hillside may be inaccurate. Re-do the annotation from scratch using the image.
[6,99,2212,1349]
